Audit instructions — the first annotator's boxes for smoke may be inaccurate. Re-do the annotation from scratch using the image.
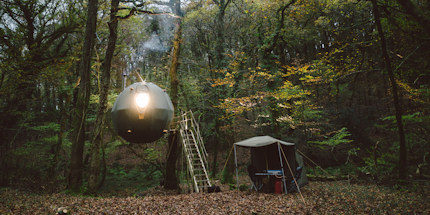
[124,14,176,81]
[142,32,167,52]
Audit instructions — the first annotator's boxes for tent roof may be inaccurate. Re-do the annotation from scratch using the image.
[234,136,295,148]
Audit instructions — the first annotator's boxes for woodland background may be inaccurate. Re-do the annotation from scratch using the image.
[0,0,429,199]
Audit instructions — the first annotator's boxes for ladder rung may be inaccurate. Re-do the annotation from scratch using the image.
[180,111,211,193]
[195,177,208,180]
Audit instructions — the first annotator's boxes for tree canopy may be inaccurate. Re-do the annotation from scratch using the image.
[0,0,429,193]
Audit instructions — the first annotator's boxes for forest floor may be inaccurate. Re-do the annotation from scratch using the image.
[1,180,429,214]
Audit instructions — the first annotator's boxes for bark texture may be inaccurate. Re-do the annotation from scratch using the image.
[87,0,119,194]
[371,0,407,180]
[68,0,98,192]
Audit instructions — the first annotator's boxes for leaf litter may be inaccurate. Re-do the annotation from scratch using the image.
[0,181,429,214]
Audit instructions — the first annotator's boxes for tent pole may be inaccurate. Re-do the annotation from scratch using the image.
[234,144,239,190]
[277,142,288,194]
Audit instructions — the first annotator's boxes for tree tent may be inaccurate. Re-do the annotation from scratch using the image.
[234,136,308,193]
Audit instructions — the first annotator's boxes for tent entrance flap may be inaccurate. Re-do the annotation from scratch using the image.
[250,143,296,179]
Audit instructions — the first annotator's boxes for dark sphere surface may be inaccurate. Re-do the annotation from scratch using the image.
[111,82,174,143]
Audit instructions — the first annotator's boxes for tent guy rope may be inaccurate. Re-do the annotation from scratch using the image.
[297,149,332,177]
[281,145,306,205]
[221,144,235,176]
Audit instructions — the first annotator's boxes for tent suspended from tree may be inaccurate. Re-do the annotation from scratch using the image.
[111,82,174,143]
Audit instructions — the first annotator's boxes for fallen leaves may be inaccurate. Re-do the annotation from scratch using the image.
[0,181,429,214]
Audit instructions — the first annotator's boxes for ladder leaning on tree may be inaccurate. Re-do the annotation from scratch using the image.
[179,110,211,193]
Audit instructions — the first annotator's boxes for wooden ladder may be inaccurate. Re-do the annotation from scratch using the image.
[179,110,211,193]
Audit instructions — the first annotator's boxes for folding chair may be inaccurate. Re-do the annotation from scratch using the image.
[248,165,264,191]
[288,166,303,192]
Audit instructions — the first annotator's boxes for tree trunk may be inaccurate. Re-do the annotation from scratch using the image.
[371,0,407,180]
[396,0,430,35]
[87,0,119,194]
[164,0,182,190]
[270,0,296,63]
[165,130,179,189]
[48,90,66,180]
[222,132,235,184]
[68,0,98,192]
[214,0,231,69]
[211,122,220,178]
[210,0,230,181]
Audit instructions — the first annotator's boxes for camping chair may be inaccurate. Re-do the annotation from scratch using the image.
[288,166,303,192]
[248,165,263,191]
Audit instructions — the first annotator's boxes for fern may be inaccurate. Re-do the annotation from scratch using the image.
[310,127,353,151]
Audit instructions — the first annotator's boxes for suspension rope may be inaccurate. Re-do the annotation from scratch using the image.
[135,70,144,82]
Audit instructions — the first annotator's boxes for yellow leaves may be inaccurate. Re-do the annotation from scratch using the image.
[282,63,325,85]
[211,72,236,87]
[299,75,323,84]
[332,48,344,54]
[314,16,330,27]
[396,79,424,103]
[275,84,310,101]
[74,77,81,89]
[289,0,321,20]
[256,71,273,79]
[215,92,268,119]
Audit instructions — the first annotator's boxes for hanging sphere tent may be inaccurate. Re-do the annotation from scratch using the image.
[111,82,174,143]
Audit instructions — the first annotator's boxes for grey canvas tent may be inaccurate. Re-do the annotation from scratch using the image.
[234,136,308,193]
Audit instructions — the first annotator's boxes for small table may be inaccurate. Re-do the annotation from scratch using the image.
[251,170,284,192]
[255,170,283,176]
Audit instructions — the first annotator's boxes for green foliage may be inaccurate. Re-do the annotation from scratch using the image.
[370,111,430,180]
[293,105,324,122]
[143,148,161,161]
[6,121,72,186]
[103,165,163,193]
[239,184,248,191]
[382,112,422,124]
[105,140,126,155]
[109,166,128,177]
[221,168,235,185]
[359,152,398,179]
[26,122,61,133]
[1,0,429,193]
[228,183,236,190]
[307,166,340,178]
[310,127,353,150]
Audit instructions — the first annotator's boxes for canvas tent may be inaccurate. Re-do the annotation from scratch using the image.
[234,136,308,193]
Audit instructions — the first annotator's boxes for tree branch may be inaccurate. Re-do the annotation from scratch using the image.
[396,0,430,30]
